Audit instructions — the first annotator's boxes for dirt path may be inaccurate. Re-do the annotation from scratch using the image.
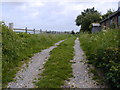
[7,40,65,88]
[64,38,108,88]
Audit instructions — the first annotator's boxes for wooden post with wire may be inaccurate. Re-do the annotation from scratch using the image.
[33,29,35,34]
[25,27,27,34]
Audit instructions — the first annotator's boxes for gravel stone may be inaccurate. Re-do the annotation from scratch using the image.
[7,40,65,88]
[64,38,108,88]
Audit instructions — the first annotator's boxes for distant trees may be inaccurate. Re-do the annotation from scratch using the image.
[0,21,5,25]
[75,7,101,32]
[71,30,75,34]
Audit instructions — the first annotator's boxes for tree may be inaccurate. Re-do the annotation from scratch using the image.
[71,30,75,35]
[102,9,115,19]
[75,7,101,32]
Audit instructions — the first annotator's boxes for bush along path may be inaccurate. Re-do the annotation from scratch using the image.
[79,29,119,88]
[7,40,65,88]
[2,24,68,87]
[63,37,109,88]
[35,37,75,88]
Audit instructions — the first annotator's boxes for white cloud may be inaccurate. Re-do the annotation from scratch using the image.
[17,2,43,18]
[19,2,44,10]
[57,0,119,16]
[2,0,119,2]
[2,0,119,31]
[31,12,39,18]
[28,2,44,7]
[19,3,27,10]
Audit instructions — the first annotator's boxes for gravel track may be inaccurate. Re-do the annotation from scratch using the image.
[64,38,108,88]
[7,40,65,88]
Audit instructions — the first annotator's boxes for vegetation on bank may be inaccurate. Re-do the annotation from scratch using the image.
[0,23,2,89]
[79,29,120,88]
[36,37,75,88]
[75,7,115,33]
[2,24,68,87]
[75,7,101,32]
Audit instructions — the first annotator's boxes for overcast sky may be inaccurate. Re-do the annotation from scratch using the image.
[1,0,120,32]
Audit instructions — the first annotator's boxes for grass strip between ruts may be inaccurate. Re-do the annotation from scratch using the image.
[36,36,75,88]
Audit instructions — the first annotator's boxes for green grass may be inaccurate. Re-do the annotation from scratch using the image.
[89,68,104,84]
[79,29,120,88]
[35,36,75,88]
[2,24,69,87]
[0,24,2,89]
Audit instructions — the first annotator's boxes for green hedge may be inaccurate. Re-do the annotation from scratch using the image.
[79,29,120,88]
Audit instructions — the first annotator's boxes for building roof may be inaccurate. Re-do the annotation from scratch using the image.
[92,23,100,26]
[100,9,120,24]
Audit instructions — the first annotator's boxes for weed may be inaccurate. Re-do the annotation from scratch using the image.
[35,37,75,88]
[79,29,120,88]
[2,24,69,87]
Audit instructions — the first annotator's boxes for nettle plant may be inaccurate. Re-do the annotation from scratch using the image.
[79,29,120,88]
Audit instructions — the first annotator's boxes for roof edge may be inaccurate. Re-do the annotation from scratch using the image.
[100,10,120,23]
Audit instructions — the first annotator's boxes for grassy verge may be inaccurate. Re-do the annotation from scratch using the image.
[2,24,69,87]
[0,24,2,89]
[79,29,120,88]
[35,36,75,88]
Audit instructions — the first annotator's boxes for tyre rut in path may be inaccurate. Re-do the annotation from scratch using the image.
[64,38,108,88]
[7,40,65,88]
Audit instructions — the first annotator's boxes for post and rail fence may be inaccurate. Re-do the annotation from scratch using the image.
[13,27,42,34]
[9,23,42,34]
[8,23,72,34]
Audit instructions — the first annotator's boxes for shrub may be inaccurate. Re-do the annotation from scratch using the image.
[79,29,120,88]
[2,24,68,87]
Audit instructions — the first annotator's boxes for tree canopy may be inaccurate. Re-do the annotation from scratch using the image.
[75,7,101,32]
[102,9,115,19]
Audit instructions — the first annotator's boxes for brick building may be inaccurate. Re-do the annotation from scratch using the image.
[100,2,120,29]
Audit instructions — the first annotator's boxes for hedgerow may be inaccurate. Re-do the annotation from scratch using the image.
[79,29,120,88]
[2,24,68,87]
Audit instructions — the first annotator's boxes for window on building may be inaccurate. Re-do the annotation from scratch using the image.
[118,16,120,25]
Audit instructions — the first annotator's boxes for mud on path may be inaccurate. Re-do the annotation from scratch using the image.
[64,38,108,88]
[7,40,65,88]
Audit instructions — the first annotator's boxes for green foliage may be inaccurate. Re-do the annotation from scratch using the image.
[36,37,75,88]
[79,29,120,88]
[75,7,101,32]
[0,22,2,89]
[71,30,75,35]
[2,24,68,87]
[102,9,115,19]
[110,23,116,29]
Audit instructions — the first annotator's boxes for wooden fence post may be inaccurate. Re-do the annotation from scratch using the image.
[40,29,42,34]
[33,29,35,34]
[25,27,27,34]
[9,23,13,30]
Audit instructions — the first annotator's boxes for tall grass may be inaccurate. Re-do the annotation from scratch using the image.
[36,37,75,88]
[2,24,68,87]
[0,24,2,89]
[79,29,120,88]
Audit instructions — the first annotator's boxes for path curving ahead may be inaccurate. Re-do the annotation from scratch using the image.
[7,40,65,88]
[64,38,108,88]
